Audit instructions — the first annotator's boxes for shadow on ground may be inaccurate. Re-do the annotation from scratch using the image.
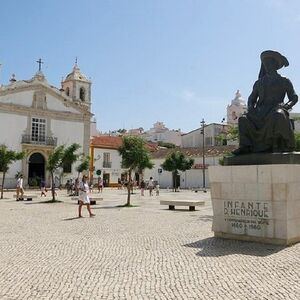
[184,237,286,257]
[62,216,83,221]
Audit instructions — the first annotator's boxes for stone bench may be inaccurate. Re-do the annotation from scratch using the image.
[160,200,205,211]
[14,194,38,201]
[71,196,103,205]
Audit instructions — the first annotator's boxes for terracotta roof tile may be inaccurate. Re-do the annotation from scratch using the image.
[150,145,237,159]
[91,135,123,149]
[90,135,160,151]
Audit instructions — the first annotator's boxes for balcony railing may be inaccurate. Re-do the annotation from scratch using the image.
[103,161,112,168]
[21,134,57,146]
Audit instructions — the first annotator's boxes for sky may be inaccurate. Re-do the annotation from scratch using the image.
[1,0,300,133]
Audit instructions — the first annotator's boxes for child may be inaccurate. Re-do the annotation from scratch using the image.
[40,179,47,197]
[155,184,160,196]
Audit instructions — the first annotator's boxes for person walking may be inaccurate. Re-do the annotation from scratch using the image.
[40,179,47,197]
[78,175,95,218]
[16,175,24,201]
[98,177,103,193]
[140,179,145,196]
[148,177,154,196]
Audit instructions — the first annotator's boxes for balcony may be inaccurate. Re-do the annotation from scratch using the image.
[103,161,112,168]
[21,134,57,146]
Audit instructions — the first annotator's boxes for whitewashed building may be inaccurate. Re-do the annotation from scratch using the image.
[181,123,229,148]
[144,146,236,189]
[0,62,92,188]
[90,135,126,187]
[142,121,182,146]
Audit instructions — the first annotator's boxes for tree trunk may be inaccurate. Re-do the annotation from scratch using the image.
[0,172,5,199]
[51,172,56,201]
[173,171,177,192]
[126,169,132,206]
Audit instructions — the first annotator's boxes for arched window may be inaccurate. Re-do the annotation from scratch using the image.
[66,87,70,96]
[80,87,85,101]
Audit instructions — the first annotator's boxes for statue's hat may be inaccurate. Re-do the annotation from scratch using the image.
[260,50,289,69]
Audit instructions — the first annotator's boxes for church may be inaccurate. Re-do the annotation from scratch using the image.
[0,60,93,188]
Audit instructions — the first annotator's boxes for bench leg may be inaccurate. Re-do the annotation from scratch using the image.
[189,206,195,211]
[169,205,175,210]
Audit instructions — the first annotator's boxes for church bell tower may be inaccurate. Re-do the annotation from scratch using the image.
[62,59,91,110]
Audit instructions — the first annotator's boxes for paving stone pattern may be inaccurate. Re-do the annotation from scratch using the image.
[0,189,300,299]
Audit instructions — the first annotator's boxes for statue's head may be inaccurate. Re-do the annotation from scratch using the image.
[259,50,289,78]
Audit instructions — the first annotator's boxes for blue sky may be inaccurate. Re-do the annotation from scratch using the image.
[1,0,300,133]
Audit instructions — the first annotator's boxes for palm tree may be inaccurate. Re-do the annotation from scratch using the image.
[118,136,153,206]
[161,151,194,192]
[76,156,90,178]
[47,143,80,201]
[0,145,24,199]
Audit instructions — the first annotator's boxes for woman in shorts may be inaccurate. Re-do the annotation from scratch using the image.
[78,175,95,218]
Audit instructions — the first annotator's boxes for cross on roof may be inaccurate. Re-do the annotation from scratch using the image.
[36,58,44,72]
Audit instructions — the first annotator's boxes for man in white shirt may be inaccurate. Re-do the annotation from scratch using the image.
[148,177,154,196]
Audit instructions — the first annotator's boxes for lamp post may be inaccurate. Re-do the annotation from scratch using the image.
[200,119,206,192]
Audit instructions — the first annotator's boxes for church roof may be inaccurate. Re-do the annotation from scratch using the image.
[65,64,90,82]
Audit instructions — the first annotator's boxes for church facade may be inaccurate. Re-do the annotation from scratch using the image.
[0,62,92,188]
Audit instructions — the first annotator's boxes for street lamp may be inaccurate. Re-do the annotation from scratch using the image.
[200,118,206,192]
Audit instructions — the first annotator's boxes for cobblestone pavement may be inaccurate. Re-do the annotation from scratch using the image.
[1,188,300,300]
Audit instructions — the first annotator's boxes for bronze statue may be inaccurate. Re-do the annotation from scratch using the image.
[233,50,298,155]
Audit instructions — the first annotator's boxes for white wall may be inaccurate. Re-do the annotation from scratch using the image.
[0,90,34,107]
[144,156,221,189]
[51,120,84,146]
[92,148,126,184]
[46,94,79,113]
[0,112,27,187]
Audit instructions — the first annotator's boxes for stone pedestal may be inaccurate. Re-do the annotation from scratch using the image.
[209,164,300,245]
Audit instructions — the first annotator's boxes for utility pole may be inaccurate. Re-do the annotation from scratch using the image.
[200,119,206,192]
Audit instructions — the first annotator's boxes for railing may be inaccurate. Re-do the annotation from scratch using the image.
[21,134,57,146]
[103,161,112,168]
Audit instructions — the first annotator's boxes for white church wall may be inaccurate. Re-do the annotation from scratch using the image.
[51,119,85,180]
[46,94,79,113]
[51,120,84,146]
[0,112,27,187]
[0,91,34,107]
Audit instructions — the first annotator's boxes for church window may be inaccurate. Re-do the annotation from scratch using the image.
[66,87,70,96]
[31,118,46,143]
[80,87,85,101]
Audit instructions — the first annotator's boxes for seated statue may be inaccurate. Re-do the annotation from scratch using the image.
[233,50,298,155]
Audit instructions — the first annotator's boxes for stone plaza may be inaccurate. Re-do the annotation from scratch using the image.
[1,188,300,299]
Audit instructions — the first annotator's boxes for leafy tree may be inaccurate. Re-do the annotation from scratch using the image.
[118,136,153,206]
[157,141,176,148]
[47,143,80,201]
[216,125,239,145]
[76,156,90,178]
[161,151,194,192]
[295,133,300,151]
[62,143,81,172]
[0,145,24,199]
[137,151,154,184]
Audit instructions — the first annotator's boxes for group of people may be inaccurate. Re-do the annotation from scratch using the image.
[140,177,159,196]
[15,173,160,217]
